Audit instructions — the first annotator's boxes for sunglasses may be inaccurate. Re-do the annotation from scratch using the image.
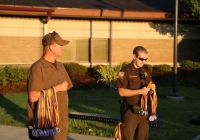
[138,57,148,61]
[48,31,57,44]
[51,31,57,36]
[51,31,57,39]
[46,31,58,48]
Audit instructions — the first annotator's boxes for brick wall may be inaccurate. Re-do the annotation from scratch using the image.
[1,17,199,66]
[0,36,42,65]
[2,37,175,65]
[1,36,199,66]
[111,39,200,65]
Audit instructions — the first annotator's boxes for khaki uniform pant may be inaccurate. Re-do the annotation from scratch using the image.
[121,110,149,140]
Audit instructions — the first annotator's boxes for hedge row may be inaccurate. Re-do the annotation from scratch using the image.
[0,60,199,86]
[0,66,28,86]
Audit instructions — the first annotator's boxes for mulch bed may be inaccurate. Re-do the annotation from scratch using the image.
[0,83,27,94]
[0,74,105,95]
[0,68,199,95]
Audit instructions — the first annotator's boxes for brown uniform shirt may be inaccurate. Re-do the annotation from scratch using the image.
[27,57,73,139]
[116,62,152,105]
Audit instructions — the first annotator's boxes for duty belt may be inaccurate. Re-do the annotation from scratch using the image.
[130,105,148,116]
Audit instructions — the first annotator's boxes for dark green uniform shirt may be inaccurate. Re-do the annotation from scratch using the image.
[116,62,152,105]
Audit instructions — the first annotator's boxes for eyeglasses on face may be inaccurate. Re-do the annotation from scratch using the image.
[138,57,148,61]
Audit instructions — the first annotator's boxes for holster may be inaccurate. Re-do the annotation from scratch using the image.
[119,100,130,121]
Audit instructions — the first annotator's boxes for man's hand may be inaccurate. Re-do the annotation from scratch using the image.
[140,87,150,95]
[54,81,68,92]
[149,115,157,121]
[150,84,156,91]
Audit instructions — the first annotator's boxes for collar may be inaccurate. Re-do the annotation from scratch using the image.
[41,57,62,69]
[130,61,138,71]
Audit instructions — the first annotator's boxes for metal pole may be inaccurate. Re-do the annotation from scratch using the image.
[173,0,178,96]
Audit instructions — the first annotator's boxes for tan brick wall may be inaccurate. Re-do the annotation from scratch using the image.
[0,36,43,65]
[0,17,200,66]
[111,39,173,63]
[111,39,200,65]
[1,36,199,66]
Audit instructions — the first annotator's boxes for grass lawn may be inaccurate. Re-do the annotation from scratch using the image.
[0,86,200,139]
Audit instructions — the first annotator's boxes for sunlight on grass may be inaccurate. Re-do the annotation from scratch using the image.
[149,86,200,140]
[76,104,106,113]
[68,119,116,137]
[0,87,200,139]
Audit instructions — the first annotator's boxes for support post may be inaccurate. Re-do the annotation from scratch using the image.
[173,0,178,97]
[166,0,184,101]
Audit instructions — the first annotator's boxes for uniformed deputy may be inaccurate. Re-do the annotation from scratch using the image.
[27,31,73,140]
[116,46,156,140]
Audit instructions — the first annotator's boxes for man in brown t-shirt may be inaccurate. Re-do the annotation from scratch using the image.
[27,31,73,140]
[116,46,156,140]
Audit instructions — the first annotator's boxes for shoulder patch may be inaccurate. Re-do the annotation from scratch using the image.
[118,72,125,79]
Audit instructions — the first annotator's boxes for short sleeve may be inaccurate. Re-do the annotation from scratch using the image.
[115,67,128,88]
[28,64,43,92]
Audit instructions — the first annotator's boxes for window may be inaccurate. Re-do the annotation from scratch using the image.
[59,41,73,62]
[76,39,89,62]
[58,39,108,63]
[92,39,108,62]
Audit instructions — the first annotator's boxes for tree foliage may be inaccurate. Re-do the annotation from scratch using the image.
[181,0,200,18]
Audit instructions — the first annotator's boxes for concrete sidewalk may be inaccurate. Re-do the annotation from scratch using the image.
[0,125,113,140]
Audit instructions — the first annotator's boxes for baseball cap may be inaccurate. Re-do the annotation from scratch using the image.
[51,31,70,46]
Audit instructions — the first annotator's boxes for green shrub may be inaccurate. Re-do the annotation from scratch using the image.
[90,65,107,78]
[0,66,28,86]
[144,64,153,72]
[63,63,87,74]
[181,60,200,70]
[0,68,7,85]
[155,64,172,72]
[96,63,123,88]
[93,65,106,70]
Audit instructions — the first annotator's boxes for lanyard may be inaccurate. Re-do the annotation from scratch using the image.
[140,81,157,115]
[33,87,59,129]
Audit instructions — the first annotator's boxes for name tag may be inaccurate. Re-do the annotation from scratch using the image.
[129,76,137,78]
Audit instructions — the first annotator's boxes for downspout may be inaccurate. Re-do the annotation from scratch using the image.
[41,10,53,35]
[44,23,48,35]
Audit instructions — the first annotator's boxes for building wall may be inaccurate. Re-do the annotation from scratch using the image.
[0,36,42,64]
[110,21,200,65]
[0,17,43,65]
[0,17,200,67]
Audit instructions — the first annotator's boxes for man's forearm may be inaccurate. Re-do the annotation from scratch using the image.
[29,90,41,102]
[118,88,141,97]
